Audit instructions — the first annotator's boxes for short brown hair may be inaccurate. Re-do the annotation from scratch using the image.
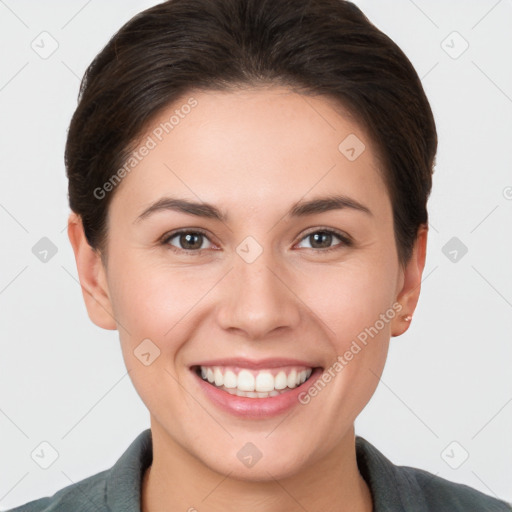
[65,0,437,266]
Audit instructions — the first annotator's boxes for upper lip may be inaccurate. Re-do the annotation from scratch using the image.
[191,357,321,370]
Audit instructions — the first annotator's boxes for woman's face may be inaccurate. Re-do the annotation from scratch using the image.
[77,87,423,479]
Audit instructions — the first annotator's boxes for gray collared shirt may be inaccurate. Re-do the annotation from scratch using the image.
[7,429,511,511]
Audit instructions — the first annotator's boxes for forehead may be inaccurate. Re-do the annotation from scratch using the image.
[110,86,389,220]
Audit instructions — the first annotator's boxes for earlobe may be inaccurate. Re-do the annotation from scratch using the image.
[67,213,117,330]
[390,225,428,337]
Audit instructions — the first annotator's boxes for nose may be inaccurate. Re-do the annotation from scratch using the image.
[216,250,301,340]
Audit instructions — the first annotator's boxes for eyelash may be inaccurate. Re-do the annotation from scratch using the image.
[159,227,353,256]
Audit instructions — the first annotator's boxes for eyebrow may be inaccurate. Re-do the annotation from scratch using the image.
[134,194,372,223]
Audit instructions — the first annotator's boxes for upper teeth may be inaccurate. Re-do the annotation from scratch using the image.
[200,366,313,393]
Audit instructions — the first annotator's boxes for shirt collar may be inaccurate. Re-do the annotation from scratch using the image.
[104,429,428,512]
[356,436,429,512]
[106,428,153,512]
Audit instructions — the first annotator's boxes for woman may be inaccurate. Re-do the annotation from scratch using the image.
[7,0,511,510]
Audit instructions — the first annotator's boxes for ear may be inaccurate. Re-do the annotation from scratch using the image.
[390,224,428,337]
[67,212,117,330]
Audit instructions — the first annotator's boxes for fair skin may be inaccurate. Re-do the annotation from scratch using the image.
[68,86,427,512]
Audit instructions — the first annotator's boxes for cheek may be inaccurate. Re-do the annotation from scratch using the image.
[106,257,201,419]
[108,254,208,335]
[297,262,395,430]
[106,254,224,384]
[298,255,399,346]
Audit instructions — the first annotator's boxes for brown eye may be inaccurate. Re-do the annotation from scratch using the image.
[309,231,334,249]
[163,230,212,252]
[296,229,352,252]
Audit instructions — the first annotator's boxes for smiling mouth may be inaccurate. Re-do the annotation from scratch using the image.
[193,365,318,398]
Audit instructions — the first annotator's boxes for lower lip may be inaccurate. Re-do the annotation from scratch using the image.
[192,367,324,419]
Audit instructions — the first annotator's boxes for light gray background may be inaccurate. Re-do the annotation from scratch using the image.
[1,0,511,508]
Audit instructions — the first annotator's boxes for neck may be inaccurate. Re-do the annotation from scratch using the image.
[141,418,373,512]
[142,419,372,512]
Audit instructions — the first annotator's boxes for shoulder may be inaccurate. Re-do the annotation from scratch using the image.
[4,469,110,512]
[5,429,152,512]
[400,464,512,511]
[355,436,512,511]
